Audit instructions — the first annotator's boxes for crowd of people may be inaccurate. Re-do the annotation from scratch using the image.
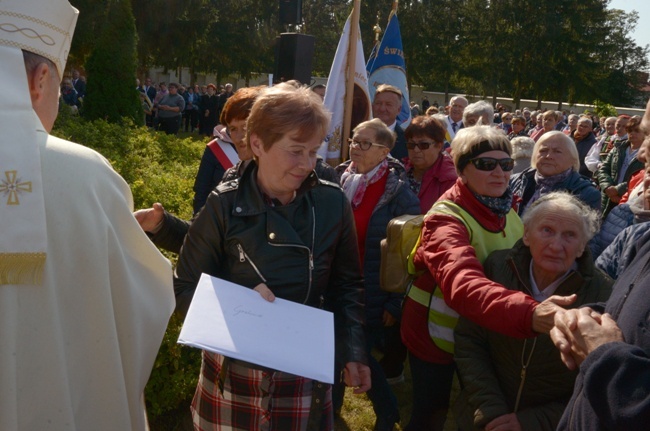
[132,80,650,431]
[136,80,236,136]
[5,0,650,430]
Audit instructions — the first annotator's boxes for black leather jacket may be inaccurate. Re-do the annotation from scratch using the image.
[174,162,368,365]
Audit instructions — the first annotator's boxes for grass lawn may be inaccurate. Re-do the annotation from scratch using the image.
[336,355,460,431]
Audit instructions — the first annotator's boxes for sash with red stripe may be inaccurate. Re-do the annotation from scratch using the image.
[207,139,239,169]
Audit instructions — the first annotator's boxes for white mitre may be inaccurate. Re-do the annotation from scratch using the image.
[0,0,78,285]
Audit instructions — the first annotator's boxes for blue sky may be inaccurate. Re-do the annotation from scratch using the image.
[608,0,650,48]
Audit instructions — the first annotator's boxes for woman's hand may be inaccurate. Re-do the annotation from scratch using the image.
[485,413,522,431]
[605,186,620,202]
[343,362,371,394]
[382,310,397,327]
[531,294,576,334]
[133,202,164,233]
[253,283,275,302]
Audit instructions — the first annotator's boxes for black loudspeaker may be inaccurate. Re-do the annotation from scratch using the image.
[279,0,302,25]
[274,33,315,85]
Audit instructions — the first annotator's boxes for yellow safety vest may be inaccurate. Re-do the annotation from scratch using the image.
[407,200,523,354]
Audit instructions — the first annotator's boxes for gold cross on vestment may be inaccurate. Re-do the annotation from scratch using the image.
[0,170,32,205]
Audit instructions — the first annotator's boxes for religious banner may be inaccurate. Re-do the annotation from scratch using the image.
[367,8,411,127]
[320,3,372,163]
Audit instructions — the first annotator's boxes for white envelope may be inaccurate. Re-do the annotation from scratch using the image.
[178,273,335,383]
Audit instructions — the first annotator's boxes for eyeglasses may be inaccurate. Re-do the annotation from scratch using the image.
[406,141,436,150]
[469,157,515,171]
[348,139,386,150]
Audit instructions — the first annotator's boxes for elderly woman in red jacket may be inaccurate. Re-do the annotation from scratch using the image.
[400,126,576,431]
[403,115,457,213]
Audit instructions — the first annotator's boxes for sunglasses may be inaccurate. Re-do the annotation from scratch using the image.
[406,141,436,150]
[348,138,386,151]
[469,157,515,171]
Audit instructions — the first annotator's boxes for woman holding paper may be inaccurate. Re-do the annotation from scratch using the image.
[174,83,370,430]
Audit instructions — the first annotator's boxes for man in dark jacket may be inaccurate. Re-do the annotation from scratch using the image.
[572,116,597,177]
[372,84,408,160]
[71,69,85,98]
[552,228,650,431]
[551,104,650,430]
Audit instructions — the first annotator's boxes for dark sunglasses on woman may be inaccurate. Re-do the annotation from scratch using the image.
[470,157,515,171]
[406,141,436,150]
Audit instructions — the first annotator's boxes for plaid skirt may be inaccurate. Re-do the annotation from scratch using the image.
[191,351,333,431]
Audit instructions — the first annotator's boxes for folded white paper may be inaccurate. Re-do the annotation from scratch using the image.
[178,273,335,383]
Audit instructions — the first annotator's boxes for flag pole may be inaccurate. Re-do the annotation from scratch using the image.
[341,0,361,162]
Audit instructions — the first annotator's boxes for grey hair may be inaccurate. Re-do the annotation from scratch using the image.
[510,137,535,160]
[22,50,58,80]
[531,131,580,171]
[522,191,601,242]
[578,117,593,128]
[463,100,494,126]
[353,118,396,150]
[450,95,468,106]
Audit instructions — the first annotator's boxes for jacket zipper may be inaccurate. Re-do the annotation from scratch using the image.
[268,206,316,305]
[236,243,267,283]
[514,337,537,412]
[509,256,534,296]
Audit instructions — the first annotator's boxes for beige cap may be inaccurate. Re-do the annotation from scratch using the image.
[0,0,78,77]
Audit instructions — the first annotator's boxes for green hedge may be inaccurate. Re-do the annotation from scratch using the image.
[52,110,205,423]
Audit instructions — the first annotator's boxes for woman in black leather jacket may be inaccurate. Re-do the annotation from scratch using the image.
[173,84,370,431]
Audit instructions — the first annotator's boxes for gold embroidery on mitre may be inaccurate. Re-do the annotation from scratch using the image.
[0,23,55,45]
[0,11,70,37]
[0,170,32,205]
[0,252,46,285]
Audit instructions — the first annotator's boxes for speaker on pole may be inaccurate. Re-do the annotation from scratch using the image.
[274,33,315,85]
[279,0,302,25]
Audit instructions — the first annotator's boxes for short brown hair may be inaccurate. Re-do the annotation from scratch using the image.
[404,115,446,144]
[626,115,643,133]
[246,84,330,151]
[220,86,265,126]
[543,110,559,121]
[512,116,526,127]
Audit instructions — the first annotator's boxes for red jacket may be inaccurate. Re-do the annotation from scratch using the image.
[407,153,457,214]
[401,179,538,364]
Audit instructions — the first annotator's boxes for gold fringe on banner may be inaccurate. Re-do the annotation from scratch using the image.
[0,252,46,285]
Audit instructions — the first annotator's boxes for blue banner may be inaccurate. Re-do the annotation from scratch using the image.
[366,11,410,126]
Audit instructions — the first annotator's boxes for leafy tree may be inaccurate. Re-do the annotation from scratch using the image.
[598,9,650,107]
[83,0,143,125]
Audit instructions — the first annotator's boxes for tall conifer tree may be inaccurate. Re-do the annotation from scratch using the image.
[84,0,143,125]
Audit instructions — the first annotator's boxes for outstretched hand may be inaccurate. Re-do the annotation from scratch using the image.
[532,294,577,334]
[133,202,165,233]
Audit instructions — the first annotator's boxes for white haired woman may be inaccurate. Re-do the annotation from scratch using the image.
[510,131,600,215]
[400,126,575,430]
[462,100,494,127]
[454,192,612,431]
